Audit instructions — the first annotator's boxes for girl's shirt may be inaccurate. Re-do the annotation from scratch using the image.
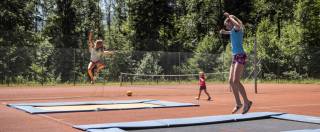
[230,27,245,55]
[199,76,206,87]
[90,48,103,62]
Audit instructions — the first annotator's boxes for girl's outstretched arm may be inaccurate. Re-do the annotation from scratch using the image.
[103,50,114,56]
[220,29,231,34]
[224,12,243,31]
[88,31,94,50]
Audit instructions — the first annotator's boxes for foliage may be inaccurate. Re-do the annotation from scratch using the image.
[0,0,37,83]
[107,50,136,80]
[128,0,175,51]
[294,0,320,77]
[185,35,221,73]
[134,52,163,75]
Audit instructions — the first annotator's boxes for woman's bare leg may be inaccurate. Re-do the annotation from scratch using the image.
[96,63,106,74]
[229,64,242,106]
[87,62,95,83]
[233,62,252,114]
[233,63,250,104]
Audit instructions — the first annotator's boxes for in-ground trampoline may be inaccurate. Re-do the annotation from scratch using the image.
[7,99,198,114]
[74,112,320,132]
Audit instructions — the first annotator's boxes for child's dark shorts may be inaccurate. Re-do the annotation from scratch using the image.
[232,53,247,65]
[200,86,206,90]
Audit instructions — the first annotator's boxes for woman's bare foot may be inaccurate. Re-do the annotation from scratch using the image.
[242,101,253,114]
[232,104,243,114]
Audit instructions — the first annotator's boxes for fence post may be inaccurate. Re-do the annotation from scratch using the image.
[254,34,258,94]
[7,54,10,86]
[119,73,123,86]
[1,61,3,85]
[178,52,181,84]
[41,61,44,86]
[73,48,76,86]
[1,52,6,85]
[156,76,159,84]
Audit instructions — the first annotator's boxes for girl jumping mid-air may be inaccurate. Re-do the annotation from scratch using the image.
[87,31,113,84]
[220,12,252,114]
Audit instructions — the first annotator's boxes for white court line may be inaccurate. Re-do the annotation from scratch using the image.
[39,114,74,127]
[256,104,320,109]
[255,107,286,112]
[0,95,103,101]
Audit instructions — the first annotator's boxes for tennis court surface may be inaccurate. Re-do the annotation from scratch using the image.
[0,83,320,132]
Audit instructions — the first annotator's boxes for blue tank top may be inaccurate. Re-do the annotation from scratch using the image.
[230,27,245,55]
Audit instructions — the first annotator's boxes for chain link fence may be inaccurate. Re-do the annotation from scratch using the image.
[0,46,318,86]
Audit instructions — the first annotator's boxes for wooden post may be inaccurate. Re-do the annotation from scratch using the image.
[254,32,258,94]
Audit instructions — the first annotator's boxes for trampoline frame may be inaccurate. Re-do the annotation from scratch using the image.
[74,112,320,132]
[7,99,198,114]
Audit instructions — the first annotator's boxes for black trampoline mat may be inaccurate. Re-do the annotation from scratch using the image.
[130,119,320,132]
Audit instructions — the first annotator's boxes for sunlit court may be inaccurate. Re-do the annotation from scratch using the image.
[1,83,320,132]
[1,0,320,132]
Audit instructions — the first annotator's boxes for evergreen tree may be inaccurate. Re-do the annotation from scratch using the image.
[295,0,320,78]
[0,0,37,83]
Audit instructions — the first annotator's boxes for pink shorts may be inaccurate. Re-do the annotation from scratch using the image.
[232,53,247,65]
[200,86,206,90]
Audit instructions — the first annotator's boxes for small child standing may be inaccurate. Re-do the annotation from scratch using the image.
[196,72,212,101]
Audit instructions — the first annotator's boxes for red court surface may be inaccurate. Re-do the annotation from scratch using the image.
[0,83,319,132]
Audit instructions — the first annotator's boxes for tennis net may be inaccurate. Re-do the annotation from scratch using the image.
[119,72,229,86]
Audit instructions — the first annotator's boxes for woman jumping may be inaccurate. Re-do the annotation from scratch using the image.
[87,31,113,84]
[220,12,253,114]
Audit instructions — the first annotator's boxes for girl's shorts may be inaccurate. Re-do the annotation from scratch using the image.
[200,86,206,90]
[232,53,247,65]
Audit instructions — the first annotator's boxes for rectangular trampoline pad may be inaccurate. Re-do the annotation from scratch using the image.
[8,99,198,114]
[36,103,161,111]
[76,112,320,132]
[129,118,320,132]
